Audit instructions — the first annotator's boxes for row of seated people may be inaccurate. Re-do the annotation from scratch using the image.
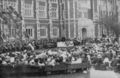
[0,38,81,53]
[0,47,90,67]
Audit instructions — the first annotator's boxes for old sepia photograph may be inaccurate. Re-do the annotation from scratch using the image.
[0,0,120,78]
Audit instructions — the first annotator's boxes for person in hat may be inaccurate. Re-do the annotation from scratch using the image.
[96,54,103,65]
[103,56,111,68]
[116,55,120,70]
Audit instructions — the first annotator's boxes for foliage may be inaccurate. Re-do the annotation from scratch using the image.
[98,14,120,36]
[0,6,23,42]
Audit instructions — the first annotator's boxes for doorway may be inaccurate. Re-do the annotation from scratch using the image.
[82,28,87,40]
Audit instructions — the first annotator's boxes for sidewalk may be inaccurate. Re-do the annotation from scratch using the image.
[90,68,118,78]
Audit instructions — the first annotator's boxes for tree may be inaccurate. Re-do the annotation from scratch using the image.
[98,13,120,37]
[0,6,23,42]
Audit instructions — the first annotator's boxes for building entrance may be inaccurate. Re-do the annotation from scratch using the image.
[82,28,87,40]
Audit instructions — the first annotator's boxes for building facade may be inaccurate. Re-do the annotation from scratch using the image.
[0,0,64,41]
[92,0,117,38]
[0,0,118,41]
[117,0,120,23]
[64,0,95,40]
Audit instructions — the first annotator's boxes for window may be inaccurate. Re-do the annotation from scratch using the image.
[53,28,57,36]
[40,29,46,36]
[38,0,47,18]
[39,27,48,38]
[50,0,57,3]
[49,1,58,19]
[26,28,33,37]
[24,0,33,17]
[52,27,59,38]
[63,3,68,19]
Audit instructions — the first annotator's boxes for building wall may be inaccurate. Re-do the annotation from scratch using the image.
[92,0,117,38]
[0,0,64,40]
[117,0,120,23]
[0,0,118,41]
[64,0,95,40]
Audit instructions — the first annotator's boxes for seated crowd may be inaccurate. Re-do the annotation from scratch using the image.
[0,46,89,66]
[0,36,120,70]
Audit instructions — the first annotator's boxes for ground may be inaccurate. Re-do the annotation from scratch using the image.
[8,68,120,78]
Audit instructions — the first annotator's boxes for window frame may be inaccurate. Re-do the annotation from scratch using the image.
[49,1,58,19]
[24,1,34,17]
[37,0,47,18]
[25,27,34,39]
[51,27,59,38]
[39,27,48,38]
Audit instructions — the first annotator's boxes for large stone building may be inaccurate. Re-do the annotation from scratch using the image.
[62,0,117,40]
[0,0,118,41]
[0,0,64,41]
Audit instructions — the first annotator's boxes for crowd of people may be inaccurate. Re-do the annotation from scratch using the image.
[0,46,89,66]
[0,36,120,71]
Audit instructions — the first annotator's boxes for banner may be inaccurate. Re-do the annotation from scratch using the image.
[57,42,66,47]
[57,41,74,47]
[65,41,74,47]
